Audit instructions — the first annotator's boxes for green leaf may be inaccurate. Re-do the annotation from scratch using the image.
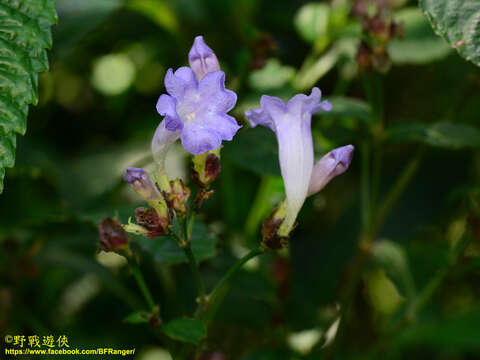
[326,96,372,123]
[135,221,218,264]
[386,122,480,149]
[123,311,150,324]
[396,308,480,351]
[294,3,330,44]
[247,59,295,91]
[419,0,480,66]
[162,318,206,344]
[0,0,57,193]
[389,7,452,64]
[224,127,280,176]
[372,240,416,300]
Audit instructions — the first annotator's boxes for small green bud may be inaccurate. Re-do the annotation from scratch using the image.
[192,148,221,188]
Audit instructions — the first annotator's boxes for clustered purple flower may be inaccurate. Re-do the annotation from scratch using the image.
[125,35,354,237]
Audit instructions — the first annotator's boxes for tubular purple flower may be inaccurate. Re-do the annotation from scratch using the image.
[124,167,162,201]
[154,67,240,155]
[307,145,354,196]
[152,36,239,164]
[245,87,332,235]
[188,35,220,81]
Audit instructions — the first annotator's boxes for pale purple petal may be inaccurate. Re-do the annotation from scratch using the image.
[195,112,240,140]
[180,124,222,155]
[164,67,197,99]
[307,145,354,196]
[156,94,183,131]
[188,35,220,81]
[198,71,237,112]
[245,107,273,130]
[151,120,180,171]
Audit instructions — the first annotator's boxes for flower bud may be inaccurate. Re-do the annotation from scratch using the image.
[188,36,220,81]
[134,207,171,238]
[98,218,131,255]
[307,145,354,196]
[192,148,221,188]
[124,166,170,221]
[167,179,191,215]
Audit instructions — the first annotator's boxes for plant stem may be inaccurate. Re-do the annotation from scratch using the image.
[178,214,207,307]
[371,147,425,238]
[183,244,207,306]
[209,247,264,305]
[128,259,155,310]
[361,142,371,235]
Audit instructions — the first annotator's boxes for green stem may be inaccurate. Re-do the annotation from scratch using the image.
[128,259,155,310]
[178,215,207,307]
[371,147,425,238]
[183,244,207,306]
[206,247,265,315]
[406,231,471,321]
[361,142,371,235]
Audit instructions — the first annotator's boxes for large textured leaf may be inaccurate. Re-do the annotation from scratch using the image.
[419,0,480,66]
[0,0,57,192]
[389,7,452,64]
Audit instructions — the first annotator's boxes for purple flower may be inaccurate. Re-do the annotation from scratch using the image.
[152,36,240,159]
[307,145,354,196]
[188,36,220,81]
[124,166,162,201]
[245,87,352,235]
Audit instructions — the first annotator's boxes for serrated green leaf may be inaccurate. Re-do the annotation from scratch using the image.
[386,122,480,149]
[389,7,452,64]
[162,318,206,344]
[0,0,57,193]
[419,0,480,66]
[136,221,218,264]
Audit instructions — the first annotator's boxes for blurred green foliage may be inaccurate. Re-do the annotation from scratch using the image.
[1,0,480,359]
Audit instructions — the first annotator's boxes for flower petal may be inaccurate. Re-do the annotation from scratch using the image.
[276,113,314,233]
[164,67,197,99]
[195,111,241,140]
[198,71,237,112]
[307,145,354,196]
[156,94,183,131]
[180,124,222,155]
[188,35,220,81]
[151,120,180,170]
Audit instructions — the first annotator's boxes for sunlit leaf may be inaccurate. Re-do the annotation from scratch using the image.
[0,0,57,192]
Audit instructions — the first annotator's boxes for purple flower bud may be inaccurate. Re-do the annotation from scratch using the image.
[188,36,220,81]
[124,167,162,201]
[98,218,130,253]
[307,145,354,196]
